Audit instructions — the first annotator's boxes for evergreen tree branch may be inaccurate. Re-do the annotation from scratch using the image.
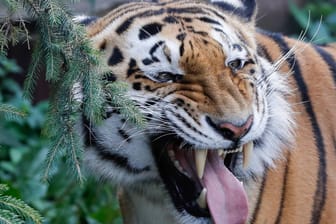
[23,41,42,100]
[0,185,42,224]
[0,104,26,120]
[68,130,84,183]
[43,134,65,182]
[0,209,23,224]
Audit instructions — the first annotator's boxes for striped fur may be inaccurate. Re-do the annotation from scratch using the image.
[249,32,336,224]
[78,0,336,223]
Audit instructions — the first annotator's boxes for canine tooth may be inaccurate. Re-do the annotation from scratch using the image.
[238,146,243,152]
[195,150,208,179]
[197,188,207,209]
[168,150,175,159]
[243,142,253,168]
[174,161,182,171]
[218,149,227,160]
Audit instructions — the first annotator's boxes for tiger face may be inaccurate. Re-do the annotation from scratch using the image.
[82,0,294,223]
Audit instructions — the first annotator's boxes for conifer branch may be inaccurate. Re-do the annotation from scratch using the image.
[23,41,42,100]
[68,131,84,183]
[0,185,42,224]
[43,134,65,182]
[0,104,26,120]
[0,209,23,224]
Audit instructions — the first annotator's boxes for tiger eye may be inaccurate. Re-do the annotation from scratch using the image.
[228,59,244,70]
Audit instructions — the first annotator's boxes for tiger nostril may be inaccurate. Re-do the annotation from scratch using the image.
[206,115,253,141]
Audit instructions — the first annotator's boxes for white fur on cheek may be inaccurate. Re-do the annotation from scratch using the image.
[241,58,295,177]
[83,115,159,186]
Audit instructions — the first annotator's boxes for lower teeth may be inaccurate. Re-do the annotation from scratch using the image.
[196,188,207,209]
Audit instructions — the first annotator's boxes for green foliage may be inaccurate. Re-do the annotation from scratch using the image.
[0,54,42,223]
[0,104,26,121]
[0,184,42,224]
[18,0,106,182]
[289,0,336,44]
[0,67,122,223]
[0,55,26,121]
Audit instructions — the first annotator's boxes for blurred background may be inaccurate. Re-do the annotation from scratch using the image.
[0,0,335,223]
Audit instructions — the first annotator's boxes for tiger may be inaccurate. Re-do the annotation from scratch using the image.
[76,0,336,223]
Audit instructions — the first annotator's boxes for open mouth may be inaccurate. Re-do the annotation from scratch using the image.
[151,136,253,224]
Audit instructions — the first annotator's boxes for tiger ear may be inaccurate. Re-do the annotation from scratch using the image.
[210,0,257,23]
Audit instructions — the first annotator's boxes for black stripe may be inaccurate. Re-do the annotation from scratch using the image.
[197,16,221,25]
[139,22,163,40]
[97,149,150,174]
[212,0,256,22]
[83,119,150,174]
[116,6,205,35]
[199,5,227,23]
[163,15,179,24]
[166,109,207,145]
[179,42,185,56]
[166,7,204,14]
[314,45,336,86]
[116,8,165,34]
[108,47,124,66]
[150,41,165,55]
[250,173,267,223]
[118,129,131,142]
[173,111,208,138]
[127,58,140,77]
[266,32,327,224]
[257,43,273,63]
[275,157,290,224]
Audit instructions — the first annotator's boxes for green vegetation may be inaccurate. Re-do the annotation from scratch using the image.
[0,54,122,223]
[289,0,336,44]
[0,57,42,224]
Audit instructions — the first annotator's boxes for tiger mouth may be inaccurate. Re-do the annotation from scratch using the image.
[151,136,252,222]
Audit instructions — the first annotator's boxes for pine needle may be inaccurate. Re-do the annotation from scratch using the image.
[0,185,42,224]
[23,42,43,100]
[0,209,23,224]
[0,104,26,120]
[43,134,65,182]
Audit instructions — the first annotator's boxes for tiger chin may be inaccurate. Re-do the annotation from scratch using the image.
[76,0,336,223]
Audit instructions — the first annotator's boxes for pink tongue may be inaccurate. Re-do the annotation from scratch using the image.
[202,151,248,224]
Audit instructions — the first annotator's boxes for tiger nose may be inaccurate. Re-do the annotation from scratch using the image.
[207,115,253,140]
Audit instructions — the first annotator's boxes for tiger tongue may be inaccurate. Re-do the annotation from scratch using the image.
[202,151,248,224]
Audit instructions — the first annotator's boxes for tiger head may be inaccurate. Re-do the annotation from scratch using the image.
[82,0,294,223]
